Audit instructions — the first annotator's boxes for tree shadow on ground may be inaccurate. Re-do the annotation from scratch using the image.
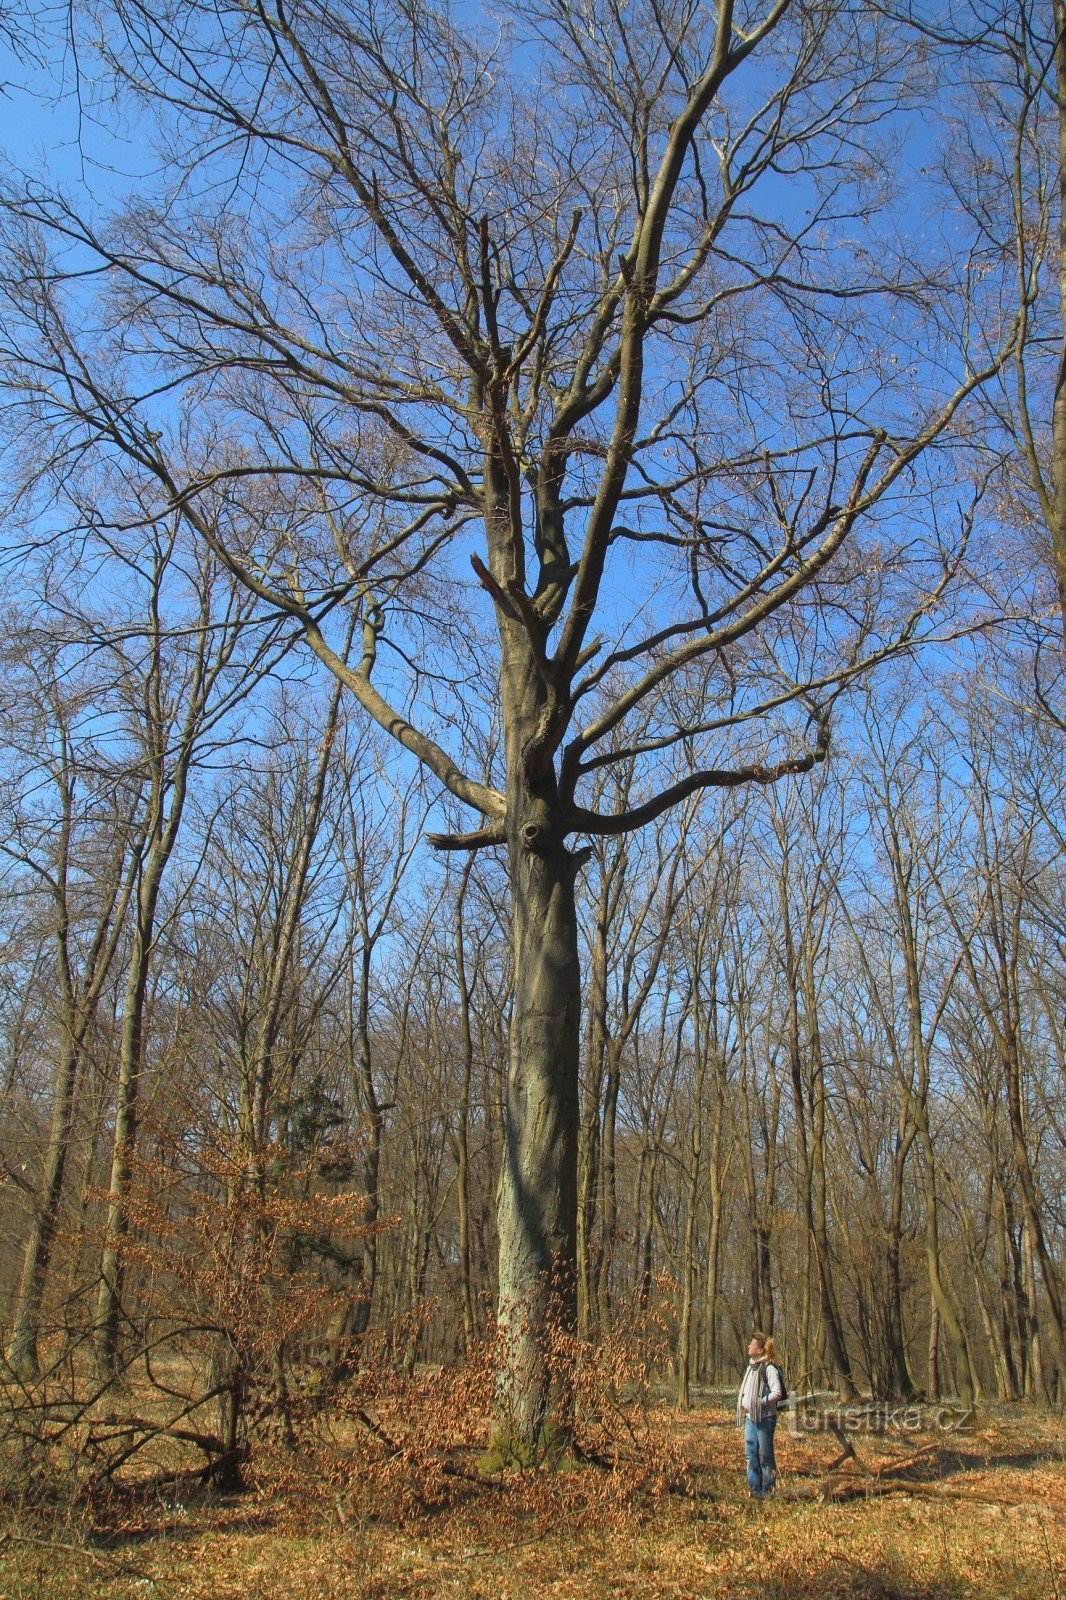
[751,1564,987,1599]
[86,1505,277,1550]
[885,1445,1056,1482]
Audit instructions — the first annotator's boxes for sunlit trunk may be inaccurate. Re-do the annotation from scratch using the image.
[495,792,581,1452]
[1053,0,1066,627]
[94,838,171,1379]
[5,1036,81,1378]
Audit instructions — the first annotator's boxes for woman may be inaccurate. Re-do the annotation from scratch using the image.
[736,1331,785,1498]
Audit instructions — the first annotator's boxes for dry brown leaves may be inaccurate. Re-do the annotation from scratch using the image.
[2,1396,1063,1600]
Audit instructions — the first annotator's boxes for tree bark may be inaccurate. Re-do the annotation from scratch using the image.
[781,885,856,1398]
[93,828,173,1379]
[803,969,855,1395]
[884,1138,916,1399]
[5,1036,81,1377]
[701,1111,726,1384]
[6,756,139,1379]
[676,1034,704,1410]
[495,799,581,1450]
[913,1102,976,1406]
[676,1164,698,1410]
[455,860,477,1354]
[1053,0,1066,628]
[576,872,609,1337]
[597,1045,622,1331]
[1001,1017,1066,1382]
[927,1299,941,1402]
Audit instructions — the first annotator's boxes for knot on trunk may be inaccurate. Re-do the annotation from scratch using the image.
[520,819,552,853]
[519,802,555,855]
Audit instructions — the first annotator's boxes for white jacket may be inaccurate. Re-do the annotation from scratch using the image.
[737,1358,784,1423]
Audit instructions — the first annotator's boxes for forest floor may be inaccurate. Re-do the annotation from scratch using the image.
[1,1396,1064,1600]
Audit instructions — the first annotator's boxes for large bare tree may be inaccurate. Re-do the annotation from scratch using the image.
[0,0,1016,1439]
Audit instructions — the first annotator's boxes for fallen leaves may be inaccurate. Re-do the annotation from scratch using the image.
[2,1402,1064,1599]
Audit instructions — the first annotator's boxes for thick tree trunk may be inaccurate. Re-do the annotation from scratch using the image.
[495,808,581,1453]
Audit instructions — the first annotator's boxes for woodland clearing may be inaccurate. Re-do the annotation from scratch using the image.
[1,1399,1063,1600]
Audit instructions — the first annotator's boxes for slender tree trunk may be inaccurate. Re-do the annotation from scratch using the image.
[701,1119,725,1384]
[351,941,383,1341]
[785,949,855,1398]
[65,1055,113,1308]
[632,1146,647,1298]
[899,908,975,1404]
[995,1179,1022,1400]
[927,1299,941,1401]
[957,1171,1013,1402]
[799,1225,812,1386]
[6,759,138,1378]
[1001,1022,1066,1381]
[1052,0,1066,628]
[974,1264,1013,1403]
[575,1111,599,1338]
[94,854,167,1378]
[214,1343,248,1491]
[806,992,852,1391]
[6,1036,81,1377]
[676,1184,696,1410]
[597,1045,621,1331]
[914,1108,975,1406]
[455,861,477,1353]
[638,1149,657,1312]
[884,1110,916,1398]
[947,800,1066,1389]
[676,1106,702,1410]
[1023,1221,1048,1401]
[577,891,608,1338]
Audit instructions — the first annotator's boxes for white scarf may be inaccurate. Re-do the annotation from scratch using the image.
[738,1357,768,1423]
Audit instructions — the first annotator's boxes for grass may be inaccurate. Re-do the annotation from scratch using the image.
[1,1400,1063,1599]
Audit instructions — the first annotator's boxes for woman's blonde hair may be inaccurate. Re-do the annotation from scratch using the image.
[752,1331,776,1360]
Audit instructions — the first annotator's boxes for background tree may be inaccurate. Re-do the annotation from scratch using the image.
[0,627,143,1377]
[92,527,284,1380]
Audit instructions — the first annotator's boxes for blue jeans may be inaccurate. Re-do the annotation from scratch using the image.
[744,1415,777,1496]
